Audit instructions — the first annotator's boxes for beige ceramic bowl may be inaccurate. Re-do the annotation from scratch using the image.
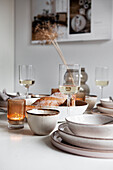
[27,108,59,135]
[66,114,113,139]
[85,95,97,111]
[100,98,113,108]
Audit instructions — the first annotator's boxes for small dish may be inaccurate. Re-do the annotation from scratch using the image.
[58,123,113,150]
[100,98,113,108]
[91,108,113,117]
[6,92,22,97]
[66,114,113,138]
[97,103,113,114]
[51,131,113,159]
[27,108,59,135]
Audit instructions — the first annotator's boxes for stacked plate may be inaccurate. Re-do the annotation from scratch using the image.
[51,114,113,158]
[91,98,113,116]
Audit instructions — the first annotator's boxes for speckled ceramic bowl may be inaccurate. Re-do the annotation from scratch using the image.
[100,98,113,109]
[66,114,113,139]
[27,108,59,135]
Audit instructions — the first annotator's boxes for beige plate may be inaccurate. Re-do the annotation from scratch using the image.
[100,98,113,109]
[97,103,113,115]
[58,123,113,150]
[91,108,113,117]
[51,131,113,159]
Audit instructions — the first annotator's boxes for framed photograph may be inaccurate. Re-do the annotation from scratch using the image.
[69,0,91,35]
[31,0,68,43]
[31,0,111,43]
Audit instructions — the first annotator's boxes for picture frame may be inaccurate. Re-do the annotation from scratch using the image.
[31,0,112,44]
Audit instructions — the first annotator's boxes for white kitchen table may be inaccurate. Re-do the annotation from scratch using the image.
[0,112,113,170]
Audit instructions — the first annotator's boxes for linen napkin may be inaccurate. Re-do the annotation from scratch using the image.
[0,89,23,112]
[0,89,22,101]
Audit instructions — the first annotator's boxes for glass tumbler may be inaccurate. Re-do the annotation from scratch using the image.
[7,99,26,129]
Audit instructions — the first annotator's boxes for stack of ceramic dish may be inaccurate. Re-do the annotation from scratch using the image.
[91,98,113,116]
[51,114,113,158]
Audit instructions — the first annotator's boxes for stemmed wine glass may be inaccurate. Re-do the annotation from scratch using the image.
[59,64,81,116]
[95,66,109,99]
[19,65,35,98]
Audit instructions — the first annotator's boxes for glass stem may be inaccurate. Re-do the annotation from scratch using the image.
[26,87,29,98]
[101,86,103,99]
[67,94,71,115]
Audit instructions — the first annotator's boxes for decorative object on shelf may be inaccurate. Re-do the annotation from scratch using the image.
[80,68,90,94]
[33,20,71,72]
[76,67,90,101]
[33,21,59,44]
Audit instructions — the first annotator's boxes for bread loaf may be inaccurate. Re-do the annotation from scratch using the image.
[32,92,77,107]
[32,96,66,107]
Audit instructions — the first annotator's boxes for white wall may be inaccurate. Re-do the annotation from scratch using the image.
[0,0,14,92]
[15,0,113,99]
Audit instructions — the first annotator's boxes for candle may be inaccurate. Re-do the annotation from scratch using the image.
[7,99,26,129]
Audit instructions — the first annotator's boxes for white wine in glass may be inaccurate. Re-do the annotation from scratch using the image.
[95,66,109,99]
[19,65,35,98]
[59,64,81,115]
[59,85,80,95]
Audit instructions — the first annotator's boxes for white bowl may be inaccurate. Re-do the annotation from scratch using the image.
[27,108,59,135]
[85,95,97,111]
[58,123,113,150]
[100,98,113,108]
[66,114,113,138]
[97,103,113,115]
[43,100,88,122]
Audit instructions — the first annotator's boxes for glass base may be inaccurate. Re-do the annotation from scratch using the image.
[8,120,24,129]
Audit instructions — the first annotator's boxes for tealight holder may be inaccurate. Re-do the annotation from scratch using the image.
[7,99,26,129]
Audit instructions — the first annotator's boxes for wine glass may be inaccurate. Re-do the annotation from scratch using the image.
[95,66,109,99]
[59,64,81,116]
[19,65,35,98]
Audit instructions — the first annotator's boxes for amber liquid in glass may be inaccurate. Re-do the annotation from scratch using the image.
[7,99,26,128]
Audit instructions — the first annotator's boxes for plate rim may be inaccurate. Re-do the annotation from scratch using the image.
[58,123,113,140]
[91,108,113,117]
[97,104,113,114]
[51,131,113,159]
[58,123,113,150]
